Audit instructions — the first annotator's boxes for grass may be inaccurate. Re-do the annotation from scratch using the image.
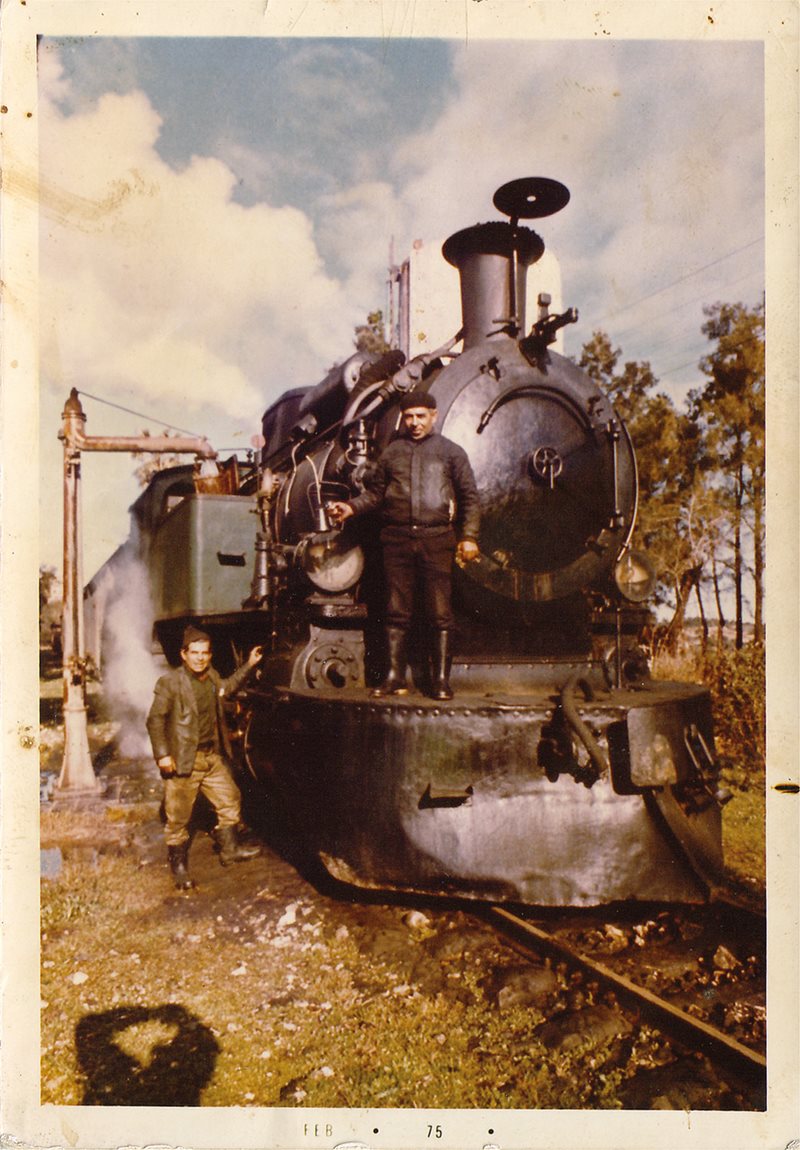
[720,786,766,889]
[39,816,650,1109]
[41,811,757,1110]
[39,642,767,1110]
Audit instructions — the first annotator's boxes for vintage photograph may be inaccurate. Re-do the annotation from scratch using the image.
[1,2,797,1148]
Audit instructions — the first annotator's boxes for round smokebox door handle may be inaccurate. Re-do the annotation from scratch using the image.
[529,446,564,489]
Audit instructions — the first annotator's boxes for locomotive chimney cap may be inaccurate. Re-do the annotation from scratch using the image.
[492,177,570,220]
[442,221,544,268]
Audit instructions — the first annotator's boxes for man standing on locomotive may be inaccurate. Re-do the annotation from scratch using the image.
[146,626,262,890]
[328,390,480,700]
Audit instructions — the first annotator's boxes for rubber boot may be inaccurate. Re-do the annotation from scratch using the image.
[430,630,454,701]
[216,825,261,866]
[371,626,409,697]
[167,843,196,890]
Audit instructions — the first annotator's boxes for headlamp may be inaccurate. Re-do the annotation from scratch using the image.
[614,549,657,603]
[297,531,364,593]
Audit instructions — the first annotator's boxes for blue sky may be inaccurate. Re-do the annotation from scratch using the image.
[37,32,767,578]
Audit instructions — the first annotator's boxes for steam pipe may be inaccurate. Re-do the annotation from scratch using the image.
[341,332,465,429]
[560,669,609,784]
[244,470,280,615]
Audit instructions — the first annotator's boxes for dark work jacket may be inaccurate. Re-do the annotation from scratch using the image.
[347,431,480,541]
[146,662,252,777]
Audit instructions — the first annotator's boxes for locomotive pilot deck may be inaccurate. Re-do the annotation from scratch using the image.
[242,674,723,908]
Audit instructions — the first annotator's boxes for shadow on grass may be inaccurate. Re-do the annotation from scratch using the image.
[75,1004,220,1106]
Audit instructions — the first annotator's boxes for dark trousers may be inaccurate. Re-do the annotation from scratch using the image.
[381,528,456,630]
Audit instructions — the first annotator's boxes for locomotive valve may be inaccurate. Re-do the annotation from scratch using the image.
[527,306,579,347]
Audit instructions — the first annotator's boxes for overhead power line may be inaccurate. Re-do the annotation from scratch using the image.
[609,266,764,349]
[589,237,764,330]
[660,330,764,380]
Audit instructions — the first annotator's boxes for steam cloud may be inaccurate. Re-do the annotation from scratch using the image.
[96,542,163,761]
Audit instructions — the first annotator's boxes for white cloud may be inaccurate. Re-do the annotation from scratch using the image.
[38,51,365,574]
[374,40,763,378]
[319,180,407,312]
[39,58,355,424]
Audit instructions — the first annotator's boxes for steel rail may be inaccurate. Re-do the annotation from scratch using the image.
[486,906,766,1092]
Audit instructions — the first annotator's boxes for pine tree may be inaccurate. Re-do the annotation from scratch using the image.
[691,301,765,648]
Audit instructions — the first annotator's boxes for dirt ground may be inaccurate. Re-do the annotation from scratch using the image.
[38,667,766,1112]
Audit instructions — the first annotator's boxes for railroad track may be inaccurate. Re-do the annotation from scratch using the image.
[482,900,766,1102]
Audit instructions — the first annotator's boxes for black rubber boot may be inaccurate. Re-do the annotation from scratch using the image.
[216,825,261,866]
[167,843,196,890]
[371,626,409,697]
[430,630,454,700]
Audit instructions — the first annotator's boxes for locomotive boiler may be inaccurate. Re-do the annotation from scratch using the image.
[98,178,729,907]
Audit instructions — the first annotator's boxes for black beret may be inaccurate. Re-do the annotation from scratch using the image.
[399,389,437,411]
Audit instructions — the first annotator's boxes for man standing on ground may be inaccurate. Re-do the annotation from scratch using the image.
[328,390,480,700]
[146,626,262,890]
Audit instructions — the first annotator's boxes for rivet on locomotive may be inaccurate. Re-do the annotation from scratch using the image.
[97,179,731,906]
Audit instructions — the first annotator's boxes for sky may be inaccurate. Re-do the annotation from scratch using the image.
[36,31,767,581]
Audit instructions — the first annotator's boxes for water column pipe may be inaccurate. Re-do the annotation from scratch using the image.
[56,388,217,796]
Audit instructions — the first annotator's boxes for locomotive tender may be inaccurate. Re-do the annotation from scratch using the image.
[98,179,729,907]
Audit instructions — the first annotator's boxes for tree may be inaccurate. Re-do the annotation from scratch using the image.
[39,564,62,653]
[691,301,765,648]
[39,564,60,613]
[354,310,390,355]
[579,332,714,651]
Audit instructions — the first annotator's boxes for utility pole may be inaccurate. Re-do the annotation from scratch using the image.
[55,389,216,796]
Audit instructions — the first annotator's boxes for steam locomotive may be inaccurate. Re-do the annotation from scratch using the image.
[91,179,729,907]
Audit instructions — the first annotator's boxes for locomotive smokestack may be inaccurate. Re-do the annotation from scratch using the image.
[443,178,571,351]
[442,222,544,349]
